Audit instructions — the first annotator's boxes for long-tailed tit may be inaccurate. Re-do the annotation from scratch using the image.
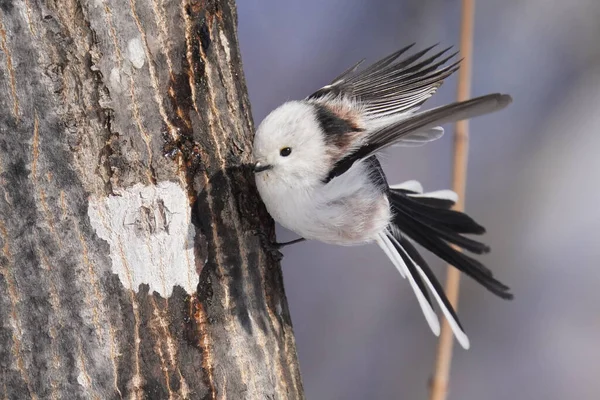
[252,44,513,349]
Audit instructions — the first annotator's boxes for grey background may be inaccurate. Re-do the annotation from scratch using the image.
[237,1,600,399]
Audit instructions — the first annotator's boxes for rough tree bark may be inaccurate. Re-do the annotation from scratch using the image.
[0,0,304,399]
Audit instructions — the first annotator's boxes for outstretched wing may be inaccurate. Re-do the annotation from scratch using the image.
[308,43,460,120]
[324,93,512,183]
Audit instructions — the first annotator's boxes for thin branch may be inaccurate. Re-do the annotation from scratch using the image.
[429,0,475,399]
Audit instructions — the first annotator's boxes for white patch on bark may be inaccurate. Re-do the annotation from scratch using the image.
[88,181,197,297]
[109,68,123,94]
[77,372,86,386]
[219,30,231,64]
[127,37,146,69]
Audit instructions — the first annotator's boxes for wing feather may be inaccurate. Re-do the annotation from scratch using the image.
[308,44,459,119]
[324,93,512,183]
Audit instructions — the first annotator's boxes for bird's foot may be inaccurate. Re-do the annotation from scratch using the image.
[253,231,306,261]
[254,231,284,261]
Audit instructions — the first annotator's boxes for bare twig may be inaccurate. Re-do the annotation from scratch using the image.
[429,0,475,399]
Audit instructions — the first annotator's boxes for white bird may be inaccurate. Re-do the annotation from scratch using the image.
[252,44,513,349]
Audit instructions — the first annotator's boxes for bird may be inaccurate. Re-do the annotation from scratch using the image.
[251,43,513,349]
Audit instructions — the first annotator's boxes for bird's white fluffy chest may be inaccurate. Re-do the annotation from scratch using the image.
[256,163,392,246]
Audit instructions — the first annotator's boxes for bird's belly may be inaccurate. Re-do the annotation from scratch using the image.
[268,190,392,246]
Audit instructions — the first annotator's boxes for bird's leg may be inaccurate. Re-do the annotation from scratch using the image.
[274,237,306,248]
[254,231,306,261]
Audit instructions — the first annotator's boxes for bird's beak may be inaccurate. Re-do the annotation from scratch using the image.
[253,162,272,173]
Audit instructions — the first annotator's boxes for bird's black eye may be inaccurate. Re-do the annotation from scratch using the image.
[280,147,292,157]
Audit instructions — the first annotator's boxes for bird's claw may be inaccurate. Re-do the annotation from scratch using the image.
[253,230,284,261]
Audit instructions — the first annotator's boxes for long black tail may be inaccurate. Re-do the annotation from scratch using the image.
[376,229,470,348]
[388,183,513,300]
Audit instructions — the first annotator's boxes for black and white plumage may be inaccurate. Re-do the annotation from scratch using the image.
[252,44,513,349]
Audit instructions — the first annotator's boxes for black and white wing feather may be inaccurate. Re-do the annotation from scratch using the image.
[308,44,461,151]
[324,93,512,182]
[306,45,512,183]
[308,43,460,120]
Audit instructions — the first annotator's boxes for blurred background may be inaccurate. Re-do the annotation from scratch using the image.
[237,1,600,399]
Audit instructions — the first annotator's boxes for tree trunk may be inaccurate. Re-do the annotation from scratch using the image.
[0,1,304,399]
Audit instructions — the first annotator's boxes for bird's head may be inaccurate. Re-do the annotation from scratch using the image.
[252,101,331,187]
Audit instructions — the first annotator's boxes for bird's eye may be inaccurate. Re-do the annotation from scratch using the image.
[280,147,292,157]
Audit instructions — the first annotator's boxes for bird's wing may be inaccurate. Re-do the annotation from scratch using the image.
[324,93,512,183]
[308,44,460,121]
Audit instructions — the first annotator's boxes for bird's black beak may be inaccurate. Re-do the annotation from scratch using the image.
[253,162,272,173]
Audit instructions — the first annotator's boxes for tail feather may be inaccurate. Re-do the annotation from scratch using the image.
[388,186,513,300]
[397,236,470,349]
[405,189,458,209]
[390,189,486,234]
[395,208,491,255]
[389,180,423,193]
[376,233,407,279]
[378,230,470,349]
[378,180,513,348]
[376,233,440,336]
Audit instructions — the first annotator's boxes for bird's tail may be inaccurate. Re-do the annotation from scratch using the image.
[375,180,512,349]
